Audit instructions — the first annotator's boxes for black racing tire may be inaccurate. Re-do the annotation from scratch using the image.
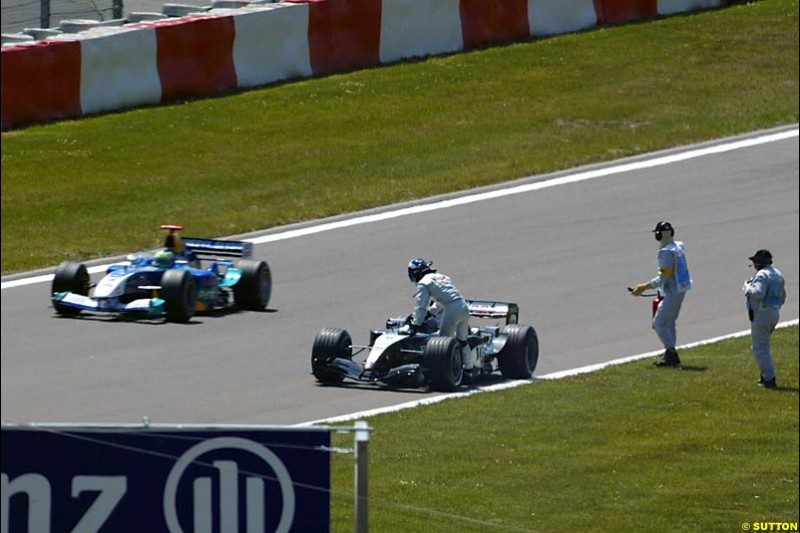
[52,261,90,315]
[234,259,271,310]
[497,324,539,379]
[425,336,463,392]
[161,269,196,323]
[311,328,352,384]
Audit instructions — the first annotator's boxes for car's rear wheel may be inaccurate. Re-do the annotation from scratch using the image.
[161,269,196,323]
[234,259,271,310]
[425,336,463,392]
[497,324,538,379]
[52,261,90,315]
[311,328,352,384]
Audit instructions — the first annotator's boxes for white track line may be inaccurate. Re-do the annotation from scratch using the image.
[2,128,797,291]
[295,319,799,426]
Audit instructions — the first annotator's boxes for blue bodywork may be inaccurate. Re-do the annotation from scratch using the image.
[50,232,263,320]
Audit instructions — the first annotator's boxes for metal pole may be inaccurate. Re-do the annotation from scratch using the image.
[113,0,123,20]
[354,420,369,533]
[40,0,50,28]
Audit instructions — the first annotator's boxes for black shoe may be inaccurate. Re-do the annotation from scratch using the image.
[654,349,681,367]
[463,366,482,384]
[758,377,777,389]
[462,368,476,385]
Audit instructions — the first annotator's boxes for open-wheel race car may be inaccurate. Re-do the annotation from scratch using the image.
[50,225,271,322]
[311,300,538,391]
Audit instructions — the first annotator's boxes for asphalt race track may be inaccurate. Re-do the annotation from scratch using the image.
[2,127,798,426]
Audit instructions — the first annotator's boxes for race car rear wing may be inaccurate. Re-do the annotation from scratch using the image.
[182,237,253,259]
[465,300,519,325]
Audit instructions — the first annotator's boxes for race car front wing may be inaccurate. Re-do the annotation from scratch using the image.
[52,292,166,317]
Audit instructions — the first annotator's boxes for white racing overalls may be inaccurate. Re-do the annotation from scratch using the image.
[744,265,786,381]
[412,272,474,368]
[650,241,692,350]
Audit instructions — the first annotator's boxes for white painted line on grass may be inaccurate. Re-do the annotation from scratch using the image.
[294,319,799,426]
[2,128,797,291]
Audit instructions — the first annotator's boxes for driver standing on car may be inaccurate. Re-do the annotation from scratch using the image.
[405,258,476,377]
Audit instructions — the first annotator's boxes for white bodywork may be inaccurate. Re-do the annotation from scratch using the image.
[59,264,159,313]
[364,333,408,370]
[93,269,137,298]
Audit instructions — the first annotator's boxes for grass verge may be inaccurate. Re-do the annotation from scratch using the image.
[326,325,798,532]
[1,0,798,273]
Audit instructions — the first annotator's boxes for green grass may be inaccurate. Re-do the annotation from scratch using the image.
[1,0,798,273]
[326,326,799,533]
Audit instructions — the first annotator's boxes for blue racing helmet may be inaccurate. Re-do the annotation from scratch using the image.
[153,249,175,269]
[408,257,433,283]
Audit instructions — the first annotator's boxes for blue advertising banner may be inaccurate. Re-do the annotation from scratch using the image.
[1,424,331,533]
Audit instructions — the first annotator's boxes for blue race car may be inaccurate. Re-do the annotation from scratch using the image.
[51,225,271,322]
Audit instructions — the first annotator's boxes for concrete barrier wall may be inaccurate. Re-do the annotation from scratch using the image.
[81,27,161,115]
[1,39,82,128]
[460,0,531,49]
[380,0,463,63]
[0,0,729,130]
[599,0,658,25]
[155,15,238,100]
[658,0,721,15]
[529,0,600,36]
[233,3,312,88]
[287,0,382,75]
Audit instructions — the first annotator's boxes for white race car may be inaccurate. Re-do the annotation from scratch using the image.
[311,300,538,391]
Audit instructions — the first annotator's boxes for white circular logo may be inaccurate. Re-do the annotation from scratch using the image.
[163,437,295,533]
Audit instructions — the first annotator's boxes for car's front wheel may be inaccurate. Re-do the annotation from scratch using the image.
[311,328,352,384]
[52,261,90,316]
[425,336,463,391]
[161,269,196,323]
